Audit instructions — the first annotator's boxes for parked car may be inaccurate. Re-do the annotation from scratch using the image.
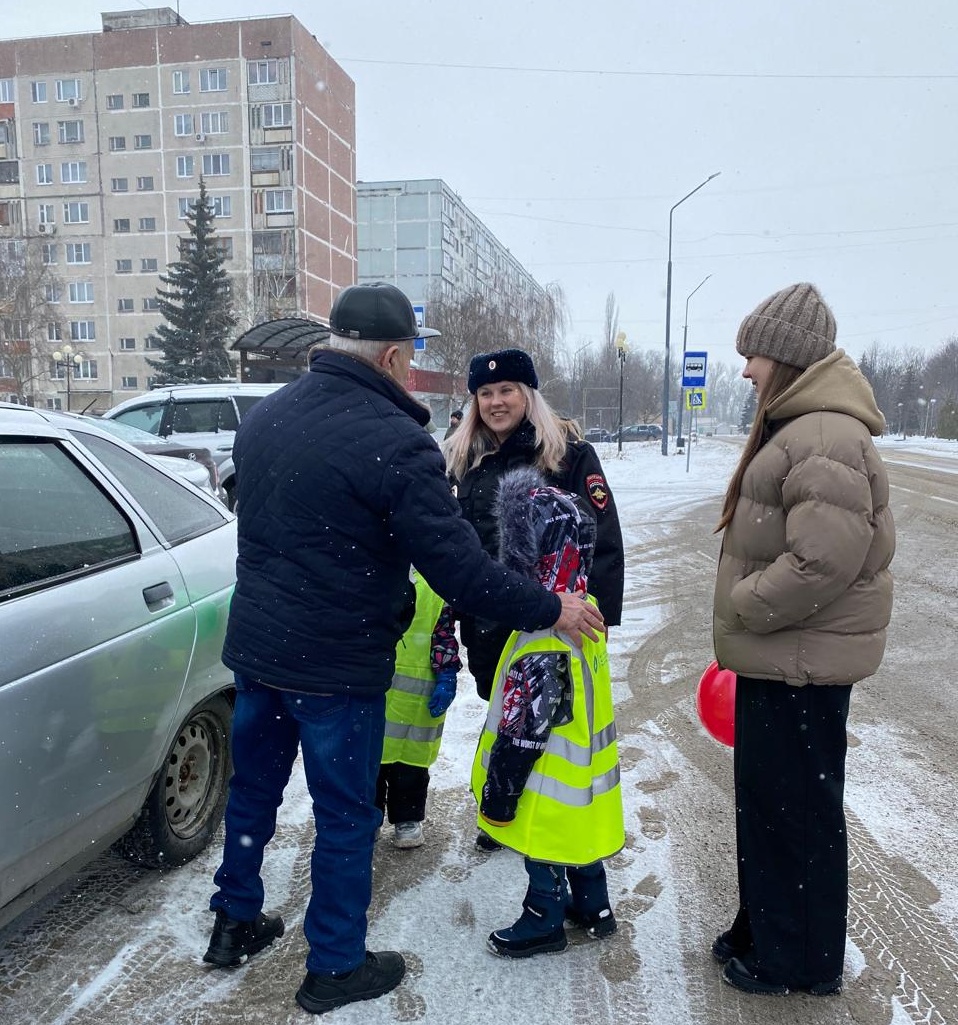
[103,383,285,509]
[584,427,613,443]
[70,413,225,504]
[614,424,662,442]
[0,404,237,928]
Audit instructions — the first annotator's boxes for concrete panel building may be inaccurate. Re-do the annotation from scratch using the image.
[0,8,355,410]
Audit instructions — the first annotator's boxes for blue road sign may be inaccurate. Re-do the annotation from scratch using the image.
[682,351,708,388]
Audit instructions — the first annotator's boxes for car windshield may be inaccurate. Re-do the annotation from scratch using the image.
[78,416,178,450]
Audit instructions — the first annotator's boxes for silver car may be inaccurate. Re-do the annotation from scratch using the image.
[0,405,237,928]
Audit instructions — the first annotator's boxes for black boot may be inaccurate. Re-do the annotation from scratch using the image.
[487,902,568,959]
[295,951,406,1014]
[565,905,617,939]
[203,910,285,968]
[711,906,752,964]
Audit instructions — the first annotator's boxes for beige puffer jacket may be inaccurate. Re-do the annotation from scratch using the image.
[713,350,895,686]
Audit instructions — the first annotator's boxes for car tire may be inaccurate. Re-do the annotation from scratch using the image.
[114,694,233,868]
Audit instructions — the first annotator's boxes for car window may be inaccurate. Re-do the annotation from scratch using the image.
[76,434,228,544]
[0,440,139,596]
[113,404,164,435]
[233,395,268,420]
[172,400,238,434]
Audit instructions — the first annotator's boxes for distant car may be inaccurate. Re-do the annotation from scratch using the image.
[584,427,613,443]
[614,424,662,443]
[0,403,237,928]
[103,382,285,509]
[71,414,225,503]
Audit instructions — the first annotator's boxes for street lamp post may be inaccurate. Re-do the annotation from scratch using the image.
[615,332,628,454]
[675,273,712,453]
[661,172,721,455]
[52,343,84,412]
[926,397,937,437]
[897,402,904,440]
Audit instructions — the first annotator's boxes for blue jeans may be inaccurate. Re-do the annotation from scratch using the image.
[210,674,386,974]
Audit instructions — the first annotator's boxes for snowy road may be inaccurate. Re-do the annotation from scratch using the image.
[0,438,955,1025]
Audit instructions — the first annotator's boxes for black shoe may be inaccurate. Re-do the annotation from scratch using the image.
[711,928,751,964]
[295,951,406,1014]
[487,924,567,958]
[722,955,842,997]
[565,906,617,939]
[203,910,285,968]
[475,832,503,853]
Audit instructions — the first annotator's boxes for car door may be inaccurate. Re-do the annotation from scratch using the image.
[0,431,199,914]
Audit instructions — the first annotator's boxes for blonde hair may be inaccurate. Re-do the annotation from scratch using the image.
[442,383,569,480]
[716,361,804,532]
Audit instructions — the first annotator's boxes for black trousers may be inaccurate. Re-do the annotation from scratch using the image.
[732,675,852,986]
[376,761,429,824]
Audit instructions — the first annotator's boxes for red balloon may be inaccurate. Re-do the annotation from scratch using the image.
[696,661,736,747]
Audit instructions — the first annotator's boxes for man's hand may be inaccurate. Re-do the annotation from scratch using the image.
[554,592,604,644]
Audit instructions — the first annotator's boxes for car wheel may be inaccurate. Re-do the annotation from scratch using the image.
[115,694,233,868]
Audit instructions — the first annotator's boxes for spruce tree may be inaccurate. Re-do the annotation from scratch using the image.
[738,387,757,434]
[146,179,236,383]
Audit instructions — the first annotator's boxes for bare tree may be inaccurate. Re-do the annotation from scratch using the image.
[0,238,63,405]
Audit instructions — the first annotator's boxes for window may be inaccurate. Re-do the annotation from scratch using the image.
[133,134,153,150]
[120,376,138,390]
[117,297,134,312]
[45,397,63,410]
[262,103,292,128]
[132,92,150,108]
[119,337,136,350]
[63,201,90,224]
[172,70,190,94]
[176,155,194,178]
[57,120,84,144]
[44,283,60,303]
[138,217,156,232]
[111,177,128,192]
[106,94,124,110]
[33,122,51,146]
[116,259,133,274]
[74,359,97,380]
[47,322,62,341]
[0,441,139,594]
[248,59,278,85]
[31,81,47,103]
[0,161,18,186]
[214,237,233,260]
[69,282,94,303]
[200,111,228,135]
[174,114,194,136]
[210,195,231,217]
[114,218,131,233]
[265,189,293,213]
[251,148,281,172]
[38,203,55,225]
[0,80,13,103]
[109,136,126,152]
[66,242,92,264]
[41,243,57,265]
[69,320,95,341]
[0,200,20,227]
[202,153,230,176]
[199,68,227,92]
[61,161,87,184]
[55,79,81,102]
[143,297,159,312]
[177,197,192,219]
[36,163,54,185]
[145,337,162,350]
[136,176,154,192]
[140,257,158,273]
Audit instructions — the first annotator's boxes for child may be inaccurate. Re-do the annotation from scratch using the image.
[471,466,624,957]
[377,569,460,848]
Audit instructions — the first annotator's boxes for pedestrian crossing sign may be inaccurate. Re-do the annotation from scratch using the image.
[686,388,707,411]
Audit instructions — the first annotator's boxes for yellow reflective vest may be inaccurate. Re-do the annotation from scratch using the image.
[471,613,624,866]
[382,574,447,768]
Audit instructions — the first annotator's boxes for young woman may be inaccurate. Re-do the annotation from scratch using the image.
[712,282,895,996]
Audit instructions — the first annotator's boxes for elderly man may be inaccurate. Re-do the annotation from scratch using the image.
[203,282,603,1016]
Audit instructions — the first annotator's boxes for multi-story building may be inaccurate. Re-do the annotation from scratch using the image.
[0,8,355,410]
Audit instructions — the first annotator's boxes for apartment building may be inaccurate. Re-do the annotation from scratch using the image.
[0,8,355,410]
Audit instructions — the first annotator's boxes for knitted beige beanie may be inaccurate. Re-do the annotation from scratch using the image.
[735,283,837,369]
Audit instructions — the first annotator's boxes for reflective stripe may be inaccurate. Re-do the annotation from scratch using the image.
[480,750,620,806]
[385,720,444,744]
[390,673,433,697]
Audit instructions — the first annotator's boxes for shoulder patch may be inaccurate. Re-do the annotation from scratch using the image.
[585,473,609,511]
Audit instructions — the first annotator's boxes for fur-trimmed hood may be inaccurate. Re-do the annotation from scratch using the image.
[495,466,596,595]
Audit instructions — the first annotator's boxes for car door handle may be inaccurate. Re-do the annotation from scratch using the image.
[143,581,175,609]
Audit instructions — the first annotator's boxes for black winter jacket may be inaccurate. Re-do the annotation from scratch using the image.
[455,420,625,625]
[221,351,560,696]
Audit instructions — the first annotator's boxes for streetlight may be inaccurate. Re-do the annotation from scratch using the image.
[926,397,937,437]
[661,172,721,455]
[615,332,628,454]
[897,402,904,440]
[52,342,84,412]
[675,273,712,453]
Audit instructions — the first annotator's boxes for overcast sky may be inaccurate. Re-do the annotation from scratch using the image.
[6,1,958,368]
